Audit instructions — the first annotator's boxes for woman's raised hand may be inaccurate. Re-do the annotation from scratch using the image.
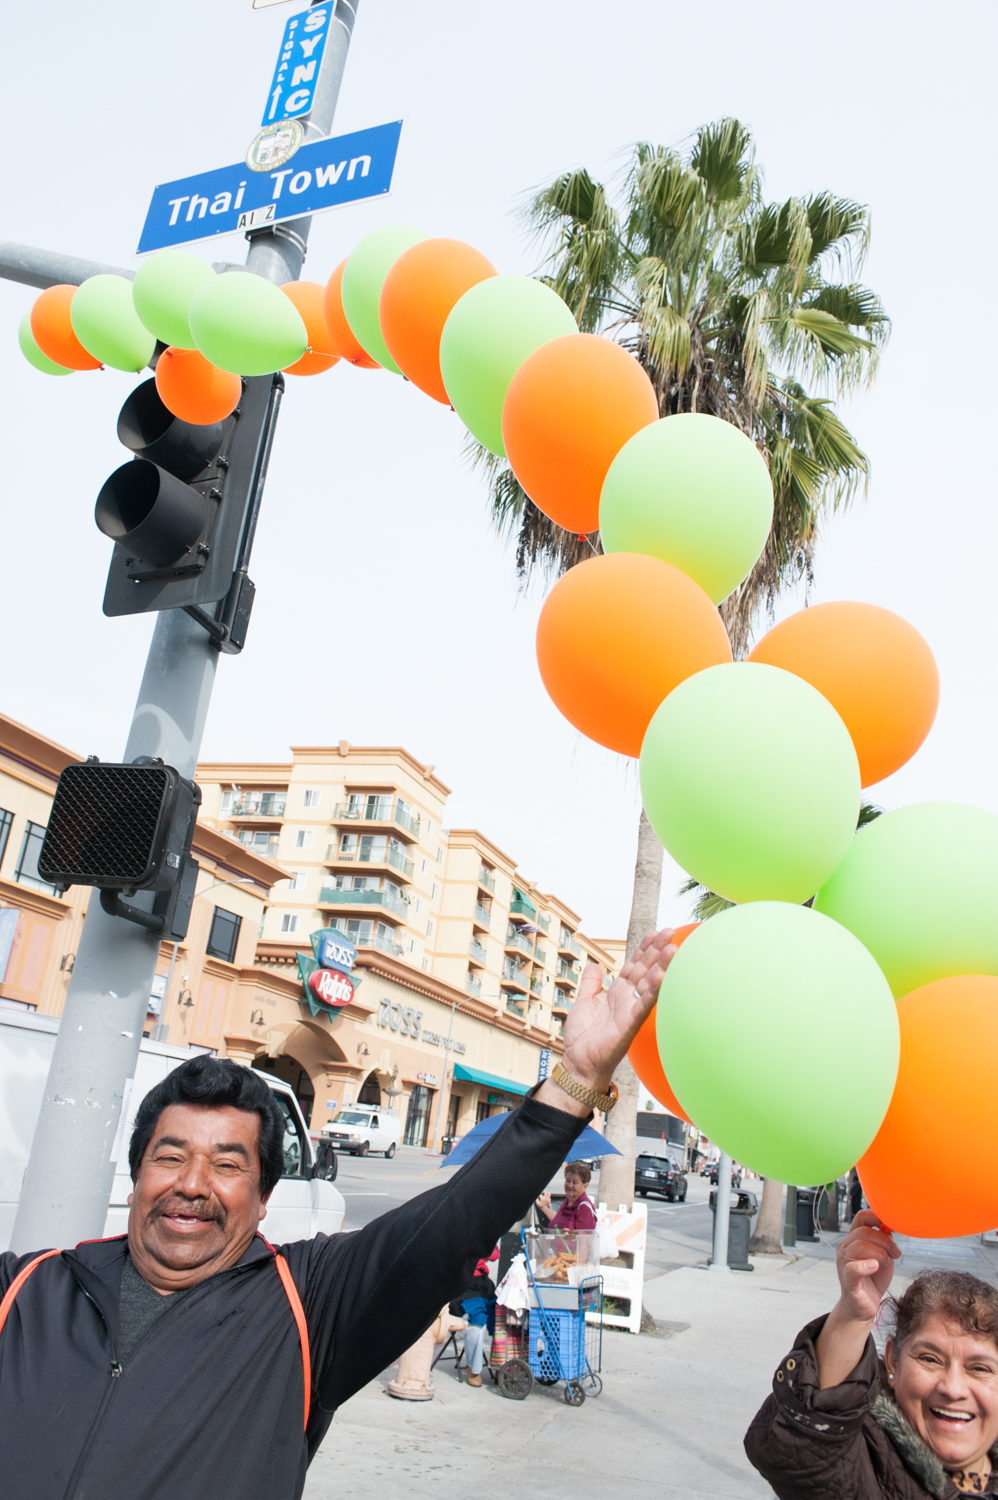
[835,1209,901,1324]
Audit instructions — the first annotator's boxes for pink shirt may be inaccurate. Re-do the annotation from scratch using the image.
[549,1191,597,1232]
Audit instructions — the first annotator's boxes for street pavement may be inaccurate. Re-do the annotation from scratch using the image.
[305,1150,998,1497]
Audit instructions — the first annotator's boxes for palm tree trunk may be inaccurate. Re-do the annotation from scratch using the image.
[749,1177,784,1254]
[596,806,664,1213]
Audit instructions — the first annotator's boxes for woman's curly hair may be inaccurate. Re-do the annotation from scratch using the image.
[884,1270,998,1354]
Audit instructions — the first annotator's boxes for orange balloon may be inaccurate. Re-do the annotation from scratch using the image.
[379,238,497,403]
[749,602,939,788]
[30,285,101,371]
[536,553,733,756]
[629,923,700,1124]
[503,335,659,534]
[154,347,241,425]
[281,281,341,376]
[323,261,379,369]
[859,976,998,1237]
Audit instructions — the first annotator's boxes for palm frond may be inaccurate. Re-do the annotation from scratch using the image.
[689,117,755,205]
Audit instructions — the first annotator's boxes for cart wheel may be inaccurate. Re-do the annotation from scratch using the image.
[564,1381,586,1406]
[497,1359,534,1400]
[585,1373,603,1397]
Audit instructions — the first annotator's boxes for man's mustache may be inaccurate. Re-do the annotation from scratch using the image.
[150,1196,227,1228]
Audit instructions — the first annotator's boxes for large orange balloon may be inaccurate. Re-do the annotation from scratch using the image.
[503,335,659,534]
[281,281,340,376]
[30,285,101,371]
[155,347,241,425]
[749,602,939,788]
[629,923,699,1123]
[323,261,379,369]
[380,238,497,404]
[859,976,998,1237]
[536,553,732,756]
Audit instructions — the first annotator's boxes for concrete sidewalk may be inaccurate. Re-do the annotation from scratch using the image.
[304,1255,845,1500]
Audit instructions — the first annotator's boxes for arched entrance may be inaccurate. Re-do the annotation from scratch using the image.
[252,1021,349,1129]
[357,1071,382,1106]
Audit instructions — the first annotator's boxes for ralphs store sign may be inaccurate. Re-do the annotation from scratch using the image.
[308,967,354,1009]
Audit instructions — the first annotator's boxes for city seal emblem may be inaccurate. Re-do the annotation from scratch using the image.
[246,120,306,173]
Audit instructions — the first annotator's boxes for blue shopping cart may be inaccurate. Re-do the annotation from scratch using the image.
[494,1228,603,1406]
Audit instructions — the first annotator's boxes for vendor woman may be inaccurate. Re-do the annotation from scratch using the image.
[535,1161,598,1232]
[746,1209,998,1497]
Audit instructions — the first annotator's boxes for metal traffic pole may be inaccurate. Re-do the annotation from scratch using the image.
[9,0,360,1254]
[709,1151,733,1273]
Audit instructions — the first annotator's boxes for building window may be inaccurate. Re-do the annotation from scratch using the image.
[14,821,60,896]
[0,808,13,869]
[432,883,439,900]
[206,906,242,963]
[416,898,423,914]
[340,833,358,854]
[280,913,299,934]
[409,939,416,953]
[437,847,443,864]
[422,957,430,972]
[295,830,313,850]
[426,920,434,938]
[289,871,307,891]
[220,790,235,816]
[302,789,321,808]
[426,819,434,835]
[421,859,428,874]
[403,1085,433,1147]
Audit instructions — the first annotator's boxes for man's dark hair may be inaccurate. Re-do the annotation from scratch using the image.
[129,1056,287,1197]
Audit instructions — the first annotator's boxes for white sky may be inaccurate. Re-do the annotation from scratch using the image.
[1,0,994,941]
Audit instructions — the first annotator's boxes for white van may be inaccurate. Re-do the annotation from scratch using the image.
[0,1007,346,1251]
[321,1104,401,1158]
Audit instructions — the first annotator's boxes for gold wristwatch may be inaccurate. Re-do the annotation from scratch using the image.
[551,1061,618,1113]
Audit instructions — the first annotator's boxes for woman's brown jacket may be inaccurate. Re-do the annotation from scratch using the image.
[745,1315,998,1500]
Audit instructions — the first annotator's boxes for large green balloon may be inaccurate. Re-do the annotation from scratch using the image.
[658,901,899,1183]
[440,276,579,456]
[18,313,72,375]
[640,662,859,903]
[70,275,156,373]
[815,802,998,997]
[600,414,774,605]
[188,272,307,376]
[341,225,430,374]
[132,249,215,349]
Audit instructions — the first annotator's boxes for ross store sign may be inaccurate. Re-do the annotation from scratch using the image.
[309,968,354,1010]
[317,929,356,975]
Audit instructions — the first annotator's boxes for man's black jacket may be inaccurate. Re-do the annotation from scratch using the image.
[0,1093,585,1500]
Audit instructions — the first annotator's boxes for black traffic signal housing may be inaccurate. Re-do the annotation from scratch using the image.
[95,370,284,654]
[38,757,202,940]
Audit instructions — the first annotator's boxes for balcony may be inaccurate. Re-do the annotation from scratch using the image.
[478,867,496,894]
[228,795,287,822]
[469,937,488,967]
[558,932,583,960]
[529,975,545,996]
[503,994,526,1020]
[233,831,280,860]
[538,914,551,934]
[533,946,546,966]
[551,994,572,1017]
[318,886,410,919]
[332,800,421,841]
[359,930,405,958]
[557,959,580,984]
[509,895,536,920]
[501,963,529,993]
[504,927,534,959]
[325,841,414,879]
[465,971,483,999]
[473,902,491,931]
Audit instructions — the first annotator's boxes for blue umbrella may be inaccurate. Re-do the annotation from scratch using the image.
[439,1111,621,1169]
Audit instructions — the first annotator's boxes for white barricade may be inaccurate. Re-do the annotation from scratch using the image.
[588,1201,648,1335]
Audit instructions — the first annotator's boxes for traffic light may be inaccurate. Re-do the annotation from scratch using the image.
[95,370,284,654]
[38,757,201,940]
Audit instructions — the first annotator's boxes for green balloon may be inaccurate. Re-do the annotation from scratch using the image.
[132,249,215,349]
[659,901,899,1183]
[600,414,774,605]
[188,272,307,376]
[18,313,72,375]
[814,802,998,997]
[70,275,157,373]
[440,276,579,456]
[341,225,430,374]
[640,662,859,903]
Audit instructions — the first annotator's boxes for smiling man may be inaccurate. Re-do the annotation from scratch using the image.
[0,928,675,1500]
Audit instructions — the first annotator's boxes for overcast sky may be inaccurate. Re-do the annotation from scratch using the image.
[1,0,994,941]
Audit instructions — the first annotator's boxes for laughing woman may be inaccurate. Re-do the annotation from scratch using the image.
[745,1210,998,1498]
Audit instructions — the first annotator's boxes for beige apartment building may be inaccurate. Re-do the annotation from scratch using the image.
[0,714,623,1152]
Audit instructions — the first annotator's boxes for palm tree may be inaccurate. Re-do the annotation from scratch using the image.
[476,118,889,1215]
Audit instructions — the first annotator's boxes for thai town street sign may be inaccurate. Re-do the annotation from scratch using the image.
[262,3,332,124]
[136,119,404,254]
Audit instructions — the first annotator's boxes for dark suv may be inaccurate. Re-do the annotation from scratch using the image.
[635,1154,688,1202]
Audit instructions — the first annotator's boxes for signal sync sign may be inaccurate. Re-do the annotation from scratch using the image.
[263,3,331,125]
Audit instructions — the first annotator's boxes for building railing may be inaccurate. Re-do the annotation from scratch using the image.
[229,796,287,819]
[559,933,583,959]
[478,867,496,893]
[529,975,545,995]
[509,896,536,919]
[504,927,534,958]
[474,902,491,928]
[469,938,488,964]
[533,946,546,966]
[465,972,483,998]
[318,887,410,918]
[324,841,414,877]
[538,914,551,933]
[503,994,526,1019]
[233,832,280,859]
[333,801,421,838]
[501,963,528,991]
[556,960,580,983]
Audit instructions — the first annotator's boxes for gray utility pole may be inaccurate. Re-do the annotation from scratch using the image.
[9,0,359,1254]
[709,1151,732,1273]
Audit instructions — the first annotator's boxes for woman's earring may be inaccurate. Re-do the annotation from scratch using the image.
[889,1373,894,1382]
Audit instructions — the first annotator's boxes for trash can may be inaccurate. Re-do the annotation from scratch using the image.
[440,1134,457,1157]
[709,1188,758,1271]
[796,1187,819,1242]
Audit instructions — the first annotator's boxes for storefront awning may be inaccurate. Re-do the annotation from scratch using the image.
[452,1063,529,1097]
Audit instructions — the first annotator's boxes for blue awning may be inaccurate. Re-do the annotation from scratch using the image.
[452,1063,529,1097]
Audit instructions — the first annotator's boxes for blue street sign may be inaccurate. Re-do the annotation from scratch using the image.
[136,119,403,255]
[263,2,331,125]
[537,1048,552,1082]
